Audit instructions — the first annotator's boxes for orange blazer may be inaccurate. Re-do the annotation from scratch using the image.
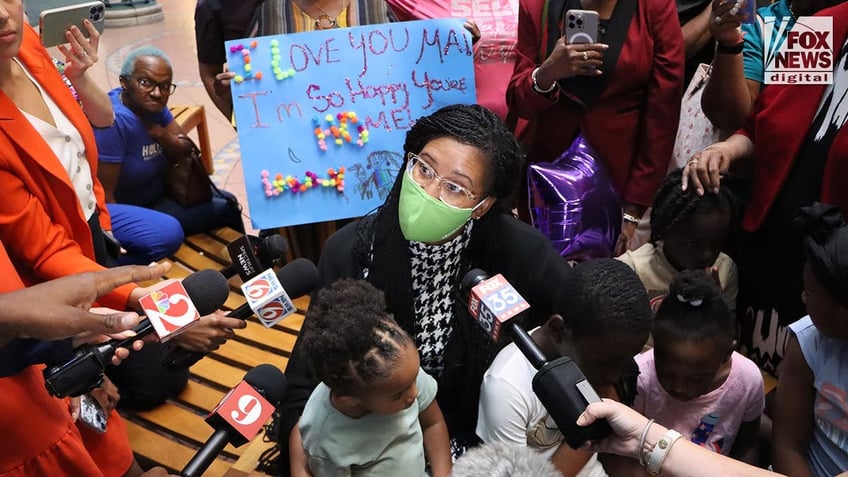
[0,24,133,310]
[0,244,133,477]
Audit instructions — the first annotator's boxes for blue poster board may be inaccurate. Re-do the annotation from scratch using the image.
[226,19,477,229]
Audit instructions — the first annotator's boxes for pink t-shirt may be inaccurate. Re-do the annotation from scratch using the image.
[634,350,765,455]
[386,0,519,120]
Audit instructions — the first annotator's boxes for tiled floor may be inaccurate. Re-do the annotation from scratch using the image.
[71,0,257,233]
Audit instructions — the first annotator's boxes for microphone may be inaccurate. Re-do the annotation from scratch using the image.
[43,269,230,398]
[461,269,545,368]
[460,269,611,449]
[221,234,289,280]
[160,258,321,370]
[182,364,286,477]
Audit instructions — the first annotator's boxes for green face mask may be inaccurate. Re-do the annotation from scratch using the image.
[398,172,482,243]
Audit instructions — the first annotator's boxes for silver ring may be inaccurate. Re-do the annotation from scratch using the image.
[583,51,588,61]
[714,15,722,25]
[730,5,739,15]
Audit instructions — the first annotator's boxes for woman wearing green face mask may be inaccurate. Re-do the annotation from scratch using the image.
[278,104,573,469]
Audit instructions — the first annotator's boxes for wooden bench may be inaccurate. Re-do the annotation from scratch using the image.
[170,105,214,174]
[124,226,307,476]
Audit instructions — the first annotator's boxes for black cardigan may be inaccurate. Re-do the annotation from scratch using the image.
[277,213,572,458]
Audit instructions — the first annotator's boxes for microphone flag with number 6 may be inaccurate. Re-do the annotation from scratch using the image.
[138,280,201,341]
[241,269,296,328]
[467,273,530,341]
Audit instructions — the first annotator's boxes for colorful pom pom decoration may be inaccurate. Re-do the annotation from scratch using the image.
[261,168,346,197]
[312,112,369,151]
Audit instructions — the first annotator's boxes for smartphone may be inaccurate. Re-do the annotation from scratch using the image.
[78,393,108,434]
[39,1,106,48]
[564,9,600,44]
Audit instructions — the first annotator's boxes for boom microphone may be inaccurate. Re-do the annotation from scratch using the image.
[182,364,287,477]
[160,258,321,370]
[43,269,230,398]
[461,269,611,449]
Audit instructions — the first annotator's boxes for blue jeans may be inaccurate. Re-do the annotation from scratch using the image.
[152,189,245,235]
[107,203,184,265]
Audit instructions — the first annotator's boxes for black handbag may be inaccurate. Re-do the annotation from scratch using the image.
[165,136,213,208]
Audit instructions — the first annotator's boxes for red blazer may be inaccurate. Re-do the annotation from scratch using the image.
[0,25,134,310]
[740,3,848,231]
[509,0,684,207]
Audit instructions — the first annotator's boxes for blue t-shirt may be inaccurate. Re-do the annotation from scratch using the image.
[742,0,794,84]
[94,88,173,206]
[789,316,848,477]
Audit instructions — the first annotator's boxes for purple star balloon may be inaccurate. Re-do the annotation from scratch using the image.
[528,134,621,261]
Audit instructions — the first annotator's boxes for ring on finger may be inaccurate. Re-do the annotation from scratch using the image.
[729,5,739,15]
[688,158,699,166]
[714,15,722,25]
[583,51,588,61]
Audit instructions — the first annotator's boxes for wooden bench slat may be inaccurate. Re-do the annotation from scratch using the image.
[175,380,226,413]
[210,227,244,243]
[134,403,243,457]
[124,419,232,476]
[173,245,225,271]
[229,431,277,474]
[236,319,299,355]
[186,234,230,264]
[211,339,290,371]
[190,356,252,389]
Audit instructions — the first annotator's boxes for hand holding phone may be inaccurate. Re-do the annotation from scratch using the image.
[78,393,108,433]
[564,9,600,44]
[39,2,105,48]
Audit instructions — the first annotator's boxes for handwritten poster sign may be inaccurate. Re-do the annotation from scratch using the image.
[226,19,476,229]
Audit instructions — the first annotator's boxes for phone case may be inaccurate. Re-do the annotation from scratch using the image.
[78,393,108,434]
[39,1,105,48]
[564,9,600,44]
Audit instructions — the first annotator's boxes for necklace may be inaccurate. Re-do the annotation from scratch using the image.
[311,0,346,30]
[788,1,797,19]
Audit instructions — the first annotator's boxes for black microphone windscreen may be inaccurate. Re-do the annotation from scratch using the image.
[262,234,289,259]
[182,269,230,315]
[276,258,320,299]
[244,364,287,406]
[461,269,489,295]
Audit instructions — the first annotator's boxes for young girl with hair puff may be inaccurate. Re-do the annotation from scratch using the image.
[290,279,451,477]
[632,270,764,469]
[773,203,848,477]
[617,168,738,313]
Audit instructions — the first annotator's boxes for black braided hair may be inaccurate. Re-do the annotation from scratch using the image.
[300,279,413,397]
[352,104,524,317]
[650,168,737,245]
[653,270,735,351]
[353,104,524,276]
[555,258,652,338]
[795,202,848,306]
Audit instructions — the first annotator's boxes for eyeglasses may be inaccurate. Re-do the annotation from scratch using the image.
[126,76,177,95]
[406,152,484,208]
